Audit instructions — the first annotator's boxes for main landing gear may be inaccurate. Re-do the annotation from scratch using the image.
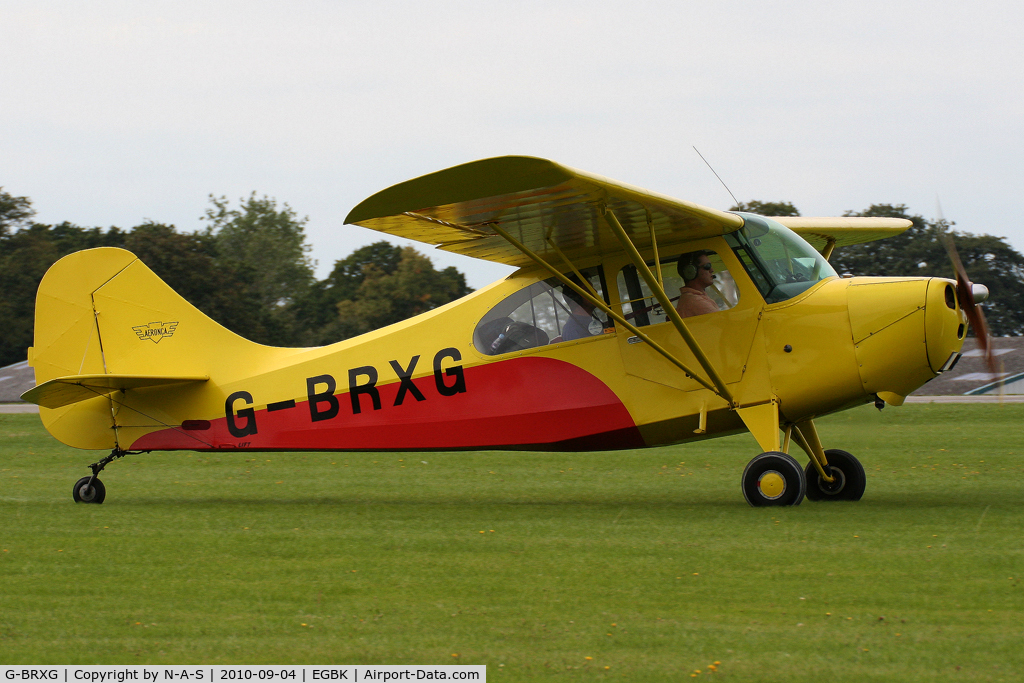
[742,452,806,506]
[740,419,865,507]
[804,449,866,501]
[71,448,135,504]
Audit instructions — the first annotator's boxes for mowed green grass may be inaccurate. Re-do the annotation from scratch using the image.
[1,404,1023,681]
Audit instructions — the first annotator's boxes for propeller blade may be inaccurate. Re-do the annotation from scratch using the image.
[942,234,995,375]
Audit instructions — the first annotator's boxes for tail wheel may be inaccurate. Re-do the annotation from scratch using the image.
[804,449,866,502]
[72,476,106,504]
[742,452,805,507]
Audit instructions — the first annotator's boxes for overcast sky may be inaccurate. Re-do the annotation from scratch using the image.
[2,0,1022,288]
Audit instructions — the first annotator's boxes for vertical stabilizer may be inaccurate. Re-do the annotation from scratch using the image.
[27,247,285,450]
[28,248,138,449]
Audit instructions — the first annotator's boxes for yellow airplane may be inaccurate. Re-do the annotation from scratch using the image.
[21,156,988,507]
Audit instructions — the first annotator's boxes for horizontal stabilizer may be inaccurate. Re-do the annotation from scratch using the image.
[21,374,209,409]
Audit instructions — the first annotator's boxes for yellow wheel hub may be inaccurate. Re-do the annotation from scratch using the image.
[757,470,786,499]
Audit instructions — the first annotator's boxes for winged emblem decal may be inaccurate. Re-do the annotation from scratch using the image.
[133,321,179,343]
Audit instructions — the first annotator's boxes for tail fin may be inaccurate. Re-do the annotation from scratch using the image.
[27,247,279,449]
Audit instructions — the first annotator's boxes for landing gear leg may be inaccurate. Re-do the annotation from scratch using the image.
[792,420,866,502]
[72,448,132,504]
[803,449,866,502]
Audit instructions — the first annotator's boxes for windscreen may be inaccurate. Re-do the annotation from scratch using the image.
[725,214,837,304]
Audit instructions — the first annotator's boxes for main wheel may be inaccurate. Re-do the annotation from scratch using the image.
[72,476,106,504]
[742,452,806,507]
[804,449,866,501]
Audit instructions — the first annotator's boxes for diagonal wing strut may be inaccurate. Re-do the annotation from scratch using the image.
[601,208,734,405]
[486,219,734,404]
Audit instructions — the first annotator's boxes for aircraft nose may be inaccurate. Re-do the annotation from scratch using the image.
[924,278,967,374]
[846,278,935,400]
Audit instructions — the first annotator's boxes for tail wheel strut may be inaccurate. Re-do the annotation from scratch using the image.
[71,448,141,504]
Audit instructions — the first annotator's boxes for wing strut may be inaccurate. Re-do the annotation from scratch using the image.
[542,227,600,299]
[791,420,836,484]
[603,209,735,405]
[821,238,837,261]
[486,223,728,399]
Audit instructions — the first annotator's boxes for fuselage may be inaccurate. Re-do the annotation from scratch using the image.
[41,217,962,455]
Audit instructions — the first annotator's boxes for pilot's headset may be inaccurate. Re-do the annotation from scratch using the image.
[677,251,708,282]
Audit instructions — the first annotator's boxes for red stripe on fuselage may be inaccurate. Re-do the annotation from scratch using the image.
[129,356,644,452]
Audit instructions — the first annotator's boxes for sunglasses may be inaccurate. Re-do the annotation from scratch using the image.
[698,263,714,271]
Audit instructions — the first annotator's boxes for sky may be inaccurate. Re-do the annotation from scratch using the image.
[2,0,1022,288]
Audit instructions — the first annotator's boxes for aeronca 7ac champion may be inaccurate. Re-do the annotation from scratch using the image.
[22,156,992,506]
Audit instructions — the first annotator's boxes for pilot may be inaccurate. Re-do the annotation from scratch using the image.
[561,282,600,341]
[675,251,720,318]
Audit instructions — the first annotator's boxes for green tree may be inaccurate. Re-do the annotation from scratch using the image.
[0,187,34,236]
[730,200,801,216]
[0,189,478,366]
[322,241,405,302]
[831,204,1024,336]
[0,226,61,367]
[123,223,278,344]
[829,204,935,277]
[0,213,128,367]
[292,242,404,339]
[944,232,1024,336]
[312,246,471,344]
[203,193,315,309]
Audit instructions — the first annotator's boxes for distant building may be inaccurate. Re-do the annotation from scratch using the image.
[910,337,1024,396]
[0,361,35,403]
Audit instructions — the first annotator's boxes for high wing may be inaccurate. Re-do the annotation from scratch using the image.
[345,156,744,268]
[773,217,913,252]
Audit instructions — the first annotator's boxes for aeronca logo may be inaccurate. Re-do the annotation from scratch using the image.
[133,321,179,343]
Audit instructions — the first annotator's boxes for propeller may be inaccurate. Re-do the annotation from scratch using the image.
[942,233,995,376]
[935,198,995,376]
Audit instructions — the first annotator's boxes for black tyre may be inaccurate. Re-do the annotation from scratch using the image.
[72,476,106,504]
[804,449,865,502]
[742,452,805,507]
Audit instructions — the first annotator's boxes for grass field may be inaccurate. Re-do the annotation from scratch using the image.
[1,404,1023,681]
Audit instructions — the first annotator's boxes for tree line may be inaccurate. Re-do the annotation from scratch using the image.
[2,189,1022,369]
[0,189,471,368]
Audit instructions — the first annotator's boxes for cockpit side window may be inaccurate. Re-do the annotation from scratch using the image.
[473,267,613,356]
[617,250,739,327]
[725,214,838,304]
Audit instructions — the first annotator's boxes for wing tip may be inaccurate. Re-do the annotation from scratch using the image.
[344,156,572,225]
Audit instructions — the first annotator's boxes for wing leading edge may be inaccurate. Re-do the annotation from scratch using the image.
[345,156,744,268]
[774,216,913,251]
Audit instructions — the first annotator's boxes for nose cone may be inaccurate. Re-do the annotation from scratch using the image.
[925,278,967,373]
[846,277,963,399]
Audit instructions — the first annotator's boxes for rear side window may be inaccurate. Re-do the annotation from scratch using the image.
[474,267,613,355]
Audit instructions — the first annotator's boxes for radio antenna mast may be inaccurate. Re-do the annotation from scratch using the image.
[693,146,739,208]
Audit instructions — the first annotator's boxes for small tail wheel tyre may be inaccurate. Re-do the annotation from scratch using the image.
[804,449,865,502]
[742,452,806,507]
[72,476,106,504]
